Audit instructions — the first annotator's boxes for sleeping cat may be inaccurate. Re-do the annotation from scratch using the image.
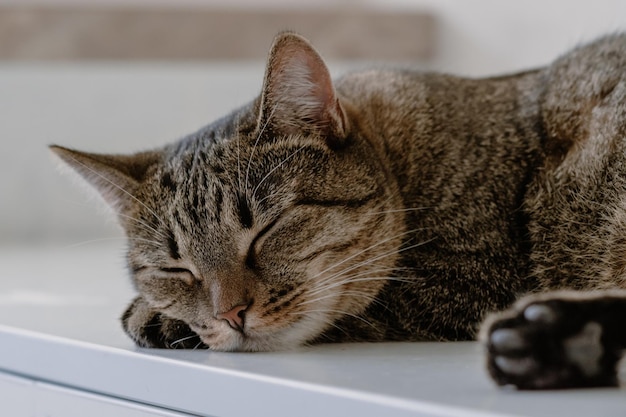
[51,32,626,389]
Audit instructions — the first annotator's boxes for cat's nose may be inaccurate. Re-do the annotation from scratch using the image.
[216,303,249,332]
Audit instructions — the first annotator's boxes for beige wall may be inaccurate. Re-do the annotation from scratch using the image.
[1,0,624,74]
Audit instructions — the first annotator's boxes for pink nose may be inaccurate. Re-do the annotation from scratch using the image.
[216,303,249,332]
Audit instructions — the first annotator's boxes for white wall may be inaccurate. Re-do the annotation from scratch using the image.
[412,0,626,76]
[0,63,266,243]
[2,0,625,244]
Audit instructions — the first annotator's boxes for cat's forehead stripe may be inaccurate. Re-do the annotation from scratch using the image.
[237,193,253,229]
[160,172,177,193]
[167,230,181,260]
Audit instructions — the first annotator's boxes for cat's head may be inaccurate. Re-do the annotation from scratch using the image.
[52,32,406,351]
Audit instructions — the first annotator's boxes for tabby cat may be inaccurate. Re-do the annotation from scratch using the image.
[52,32,626,389]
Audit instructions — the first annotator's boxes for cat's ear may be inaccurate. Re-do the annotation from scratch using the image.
[258,32,348,145]
[50,145,160,212]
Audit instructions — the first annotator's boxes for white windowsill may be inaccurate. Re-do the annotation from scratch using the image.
[1,243,625,416]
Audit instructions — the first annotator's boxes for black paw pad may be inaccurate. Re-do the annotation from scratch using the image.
[485,300,619,389]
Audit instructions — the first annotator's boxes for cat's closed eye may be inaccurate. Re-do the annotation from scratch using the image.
[246,217,282,269]
[161,267,193,275]
[152,267,197,287]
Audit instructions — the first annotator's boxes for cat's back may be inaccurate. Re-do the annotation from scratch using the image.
[522,34,626,290]
[335,63,548,183]
[335,33,626,190]
[336,65,541,132]
[335,63,545,214]
[539,33,626,157]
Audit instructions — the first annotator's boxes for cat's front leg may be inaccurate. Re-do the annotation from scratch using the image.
[482,290,626,389]
[121,296,208,349]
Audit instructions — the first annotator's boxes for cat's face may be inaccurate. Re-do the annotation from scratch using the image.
[52,33,405,351]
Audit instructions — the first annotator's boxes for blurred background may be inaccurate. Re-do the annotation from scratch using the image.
[1,0,625,246]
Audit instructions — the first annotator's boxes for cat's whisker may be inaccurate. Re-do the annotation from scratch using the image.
[193,341,208,350]
[256,188,285,207]
[310,276,414,299]
[116,212,169,241]
[307,273,410,296]
[314,264,411,284]
[363,191,408,216]
[126,237,165,247]
[58,237,126,250]
[58,236,162,250]
[308,227,428,281]
[366,206,432,215]
[298,289,377,306]
[308,273,413,299]
[311,259,400,293]
[291,308,376,329]
[245,102,281,192]
[307,266,400,295]
[312,237,433,290]
[58,153,168,230]
[169,334,200,348]
[252,144,307,202]
[298,314,350,343]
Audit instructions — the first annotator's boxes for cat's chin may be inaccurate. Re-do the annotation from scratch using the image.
[197,332,247,352]
[196,317,326,352]
[198,332,298,352]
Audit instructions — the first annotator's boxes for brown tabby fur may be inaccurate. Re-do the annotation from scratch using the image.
[51,32,626,353]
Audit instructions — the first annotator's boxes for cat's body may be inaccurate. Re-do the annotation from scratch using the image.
[53,33,626,388]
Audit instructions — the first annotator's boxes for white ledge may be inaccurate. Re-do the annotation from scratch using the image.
[1,244,625,416]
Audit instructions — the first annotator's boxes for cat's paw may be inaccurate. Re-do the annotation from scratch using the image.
[121,296,208,349]
[482,292,622,389]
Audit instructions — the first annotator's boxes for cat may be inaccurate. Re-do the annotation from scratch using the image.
[51,31,626,390]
